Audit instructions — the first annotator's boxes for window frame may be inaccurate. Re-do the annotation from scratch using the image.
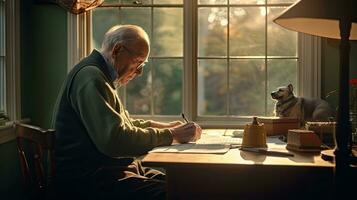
[0,0,21,144]
[3,0,21,121]
[69,0,321,128]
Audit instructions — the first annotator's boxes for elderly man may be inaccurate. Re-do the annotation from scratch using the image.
[52,25,201,199]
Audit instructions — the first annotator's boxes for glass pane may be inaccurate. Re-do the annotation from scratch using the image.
[267,7,297,56]
[199,0,227,4]
[154,0,182,4]
[117,8,152,41]
[230,7,265,56]
[198,8,227,57]
[0,57,4,112]
[267,59,297,116]
[198,59,227,115]
[92,8,120,50]
[152,8,183,57]
[92,8,152,51]
[268,0,297,3]
[153,59,183,115]
[230,0,265,4]
[126,61,152,115]
[229,59,265,116]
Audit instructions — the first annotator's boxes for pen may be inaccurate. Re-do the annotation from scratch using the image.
[181,113,189,123]
[240,147,294,157]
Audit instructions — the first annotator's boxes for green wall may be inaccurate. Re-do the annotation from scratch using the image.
[21,1,68,129]
[321,38,357,111]
[0,1,67,200]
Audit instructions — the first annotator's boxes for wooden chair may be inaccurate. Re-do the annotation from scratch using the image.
[15,123,55,200]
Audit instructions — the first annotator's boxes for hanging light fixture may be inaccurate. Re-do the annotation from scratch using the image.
[56,0,104,14]
[36,0,104,14]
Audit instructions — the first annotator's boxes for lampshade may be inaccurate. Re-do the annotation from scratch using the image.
[56,0,104,14]
[274,0,357,40]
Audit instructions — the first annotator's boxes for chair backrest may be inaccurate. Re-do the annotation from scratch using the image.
[15,123,55,200]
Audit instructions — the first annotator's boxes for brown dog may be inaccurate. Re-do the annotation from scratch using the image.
[271,84,335,125]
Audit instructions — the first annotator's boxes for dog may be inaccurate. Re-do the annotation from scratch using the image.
[271,84,335,125]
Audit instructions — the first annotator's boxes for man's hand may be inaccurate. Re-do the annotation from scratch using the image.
[170,122,202,144]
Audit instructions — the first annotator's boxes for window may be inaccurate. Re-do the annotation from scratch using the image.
[92,0,184,116]
[197,0,298,117]
[0,0,20,122]
[85,0,320,126]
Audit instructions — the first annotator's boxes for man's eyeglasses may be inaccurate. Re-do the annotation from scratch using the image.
[122,45,147,74]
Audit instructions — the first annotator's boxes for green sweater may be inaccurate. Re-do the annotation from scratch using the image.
[53,50,173,180]
[70,65,173,156]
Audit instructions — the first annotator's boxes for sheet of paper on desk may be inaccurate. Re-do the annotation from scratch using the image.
[149,143,230,154]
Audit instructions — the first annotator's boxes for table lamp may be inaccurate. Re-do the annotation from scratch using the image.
[273,0,357,198]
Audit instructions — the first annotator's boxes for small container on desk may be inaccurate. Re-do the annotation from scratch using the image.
[305,121,336,148]
[257,117,300,136]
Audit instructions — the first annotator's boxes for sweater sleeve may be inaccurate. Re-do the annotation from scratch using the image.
[69,67,173,157]
[125,110,151,128]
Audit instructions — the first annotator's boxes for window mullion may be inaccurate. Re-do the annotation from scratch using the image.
[227,1,230,116]
[183,0,197,121]
[265,3,268,115]
[5,0,20,120]
[150,5,155,116]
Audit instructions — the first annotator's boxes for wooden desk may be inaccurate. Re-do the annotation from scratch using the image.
[142,129,335,200]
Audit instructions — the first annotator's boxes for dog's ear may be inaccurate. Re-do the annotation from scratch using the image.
[288,84,293,93]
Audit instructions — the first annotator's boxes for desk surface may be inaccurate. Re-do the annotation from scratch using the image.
[142,129,334,168]
[142,129,335,199]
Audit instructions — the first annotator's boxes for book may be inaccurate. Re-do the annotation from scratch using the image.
[257,117,300,136]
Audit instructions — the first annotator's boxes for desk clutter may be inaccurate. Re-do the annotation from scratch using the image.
[305,121,336,147]
[257,117,300,136]
[242,117,267,148]
[285,121,336,152]
[286,129,322,152]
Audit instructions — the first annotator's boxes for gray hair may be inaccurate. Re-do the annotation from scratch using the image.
[101,25,150,54]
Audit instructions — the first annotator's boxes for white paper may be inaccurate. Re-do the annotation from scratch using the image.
[149,143,230,154]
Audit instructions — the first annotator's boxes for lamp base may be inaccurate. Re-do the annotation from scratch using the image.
[321,148,357,164]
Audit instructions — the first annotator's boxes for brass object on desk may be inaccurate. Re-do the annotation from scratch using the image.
[242,117,267,148]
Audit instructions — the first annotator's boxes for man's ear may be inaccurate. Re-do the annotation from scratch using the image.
[288,84,293,92]
[112,43,123,57]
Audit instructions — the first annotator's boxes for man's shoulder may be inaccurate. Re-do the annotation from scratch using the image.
[70,65,109,90]
[74,65,107,82]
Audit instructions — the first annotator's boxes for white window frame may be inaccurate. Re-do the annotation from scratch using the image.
[67,12,91,72]
[5,0,21,121]
[0,0,21,144]
[68,0,321,128]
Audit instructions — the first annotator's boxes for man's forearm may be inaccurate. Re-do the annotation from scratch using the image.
[150,120,183,128]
